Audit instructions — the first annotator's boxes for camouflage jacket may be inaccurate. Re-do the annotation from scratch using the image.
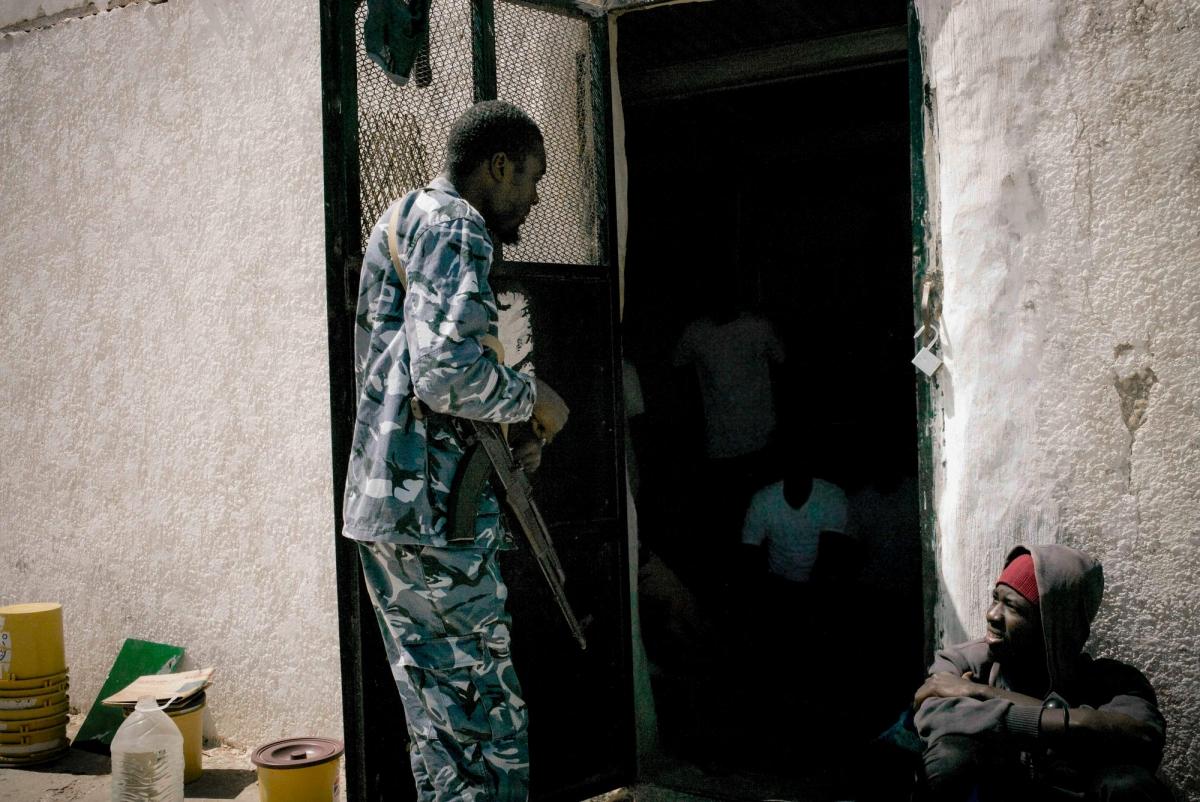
[342,177,537,547]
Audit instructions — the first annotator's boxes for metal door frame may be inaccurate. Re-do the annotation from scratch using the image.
[906,0,939,670]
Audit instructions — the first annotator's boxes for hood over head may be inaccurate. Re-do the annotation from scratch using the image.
[1004,544,1104,691]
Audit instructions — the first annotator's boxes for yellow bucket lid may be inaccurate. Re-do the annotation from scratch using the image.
[252,737,344,770]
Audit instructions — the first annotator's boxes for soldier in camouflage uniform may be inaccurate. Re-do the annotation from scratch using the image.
[343,100,569,802]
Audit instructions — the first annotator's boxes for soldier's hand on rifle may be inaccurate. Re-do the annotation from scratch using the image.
[510,426,543,473]
[532,378,569,444]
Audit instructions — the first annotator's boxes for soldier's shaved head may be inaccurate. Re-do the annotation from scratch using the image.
[445,101,544,185]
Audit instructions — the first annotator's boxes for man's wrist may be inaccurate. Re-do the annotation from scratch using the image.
[1038,692,1070,738]
[972,684,994,701]
[1004,703,1043,740]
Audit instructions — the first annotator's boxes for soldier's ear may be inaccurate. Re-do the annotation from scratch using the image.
[487,152,509,183]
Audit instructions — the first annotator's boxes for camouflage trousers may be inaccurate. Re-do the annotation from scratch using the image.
[358,541,529,802]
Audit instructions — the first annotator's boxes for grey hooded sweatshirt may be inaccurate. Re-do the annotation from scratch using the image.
[915,544,1166,769]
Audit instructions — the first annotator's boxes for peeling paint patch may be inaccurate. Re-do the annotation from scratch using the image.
[1,0,163,35]
[1114,366,1157,432]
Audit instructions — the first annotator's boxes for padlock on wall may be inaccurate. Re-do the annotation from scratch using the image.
[912,324,942,377]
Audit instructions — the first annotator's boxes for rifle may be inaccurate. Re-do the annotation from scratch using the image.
[382,207,586,646]
[448,417,588,651]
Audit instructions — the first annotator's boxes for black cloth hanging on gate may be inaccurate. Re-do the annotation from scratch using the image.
[364,0,434,87]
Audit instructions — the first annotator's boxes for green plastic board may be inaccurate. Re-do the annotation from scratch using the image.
[72,638,184,753]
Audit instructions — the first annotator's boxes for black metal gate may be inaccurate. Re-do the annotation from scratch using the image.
[321,1,632,799]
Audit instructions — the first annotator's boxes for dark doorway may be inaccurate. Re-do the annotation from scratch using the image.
[618,4,924,799]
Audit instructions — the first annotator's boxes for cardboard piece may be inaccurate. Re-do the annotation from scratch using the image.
[102,668,213,709]
[72,639,184,753]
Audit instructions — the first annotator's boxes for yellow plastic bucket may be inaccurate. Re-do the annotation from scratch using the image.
[252,737,344,802]
[0,668,68,693]
[0,603,66,681]
[120,692,206,783]
[0,689,68,717]
[0,738,69,765]
[0,708,67,733]
[0,721,66,746]
[0,715,69,765]
[0,699,68,723]
[172,696,205,784]
[0,678,67,698]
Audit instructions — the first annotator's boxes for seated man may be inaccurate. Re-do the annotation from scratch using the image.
[913,545,1170,801]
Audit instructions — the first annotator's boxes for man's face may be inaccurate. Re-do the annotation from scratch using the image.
[490,146,545,246]
[985,583,1043,665]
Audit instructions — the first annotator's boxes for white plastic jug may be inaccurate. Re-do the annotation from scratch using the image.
[110,696,184,802]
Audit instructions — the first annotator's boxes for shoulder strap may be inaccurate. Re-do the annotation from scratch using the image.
[387,201,407,292]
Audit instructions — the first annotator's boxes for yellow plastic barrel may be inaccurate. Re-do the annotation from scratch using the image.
[252,737,344,802]
[0,603,66,682]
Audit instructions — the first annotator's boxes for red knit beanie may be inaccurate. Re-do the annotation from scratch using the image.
[997,553,1039,604]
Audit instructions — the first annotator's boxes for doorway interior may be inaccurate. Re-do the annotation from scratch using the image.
[617,3,924,799]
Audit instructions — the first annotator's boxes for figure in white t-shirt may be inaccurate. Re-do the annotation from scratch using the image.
[741,464,849,584]
[673,310,785,461]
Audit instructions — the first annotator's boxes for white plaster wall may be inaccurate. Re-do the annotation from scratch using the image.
[0,0,340,747]
[916,1,1200,795]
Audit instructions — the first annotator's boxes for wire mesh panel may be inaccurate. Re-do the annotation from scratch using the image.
[495,3,606,266]
[354,0,475,247]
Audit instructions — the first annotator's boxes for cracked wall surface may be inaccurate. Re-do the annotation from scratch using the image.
[0,0,339,747]
[916,0,1200,795]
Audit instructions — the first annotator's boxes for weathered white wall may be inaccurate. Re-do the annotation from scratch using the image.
[0,0,340,747]
[916,0,1200,795]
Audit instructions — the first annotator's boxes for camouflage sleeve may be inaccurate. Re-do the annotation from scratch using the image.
[405,218,536,423]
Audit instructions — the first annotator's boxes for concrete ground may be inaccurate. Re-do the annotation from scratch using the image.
[0,716,832,801]
[1,714,259,801]
[0,753,835,802]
